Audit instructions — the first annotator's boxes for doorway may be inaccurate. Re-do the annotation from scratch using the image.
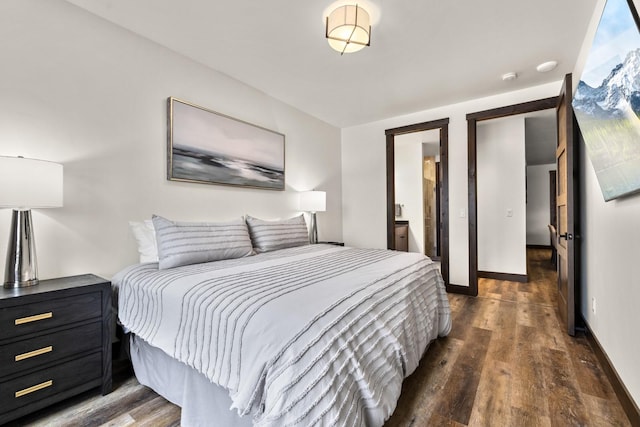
[393,131,441,258]
[385,118,450,288]
[466,97,557,296]
[474,109,558,283]
[423,156,440,259]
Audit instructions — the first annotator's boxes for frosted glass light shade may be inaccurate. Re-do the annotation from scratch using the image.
[326,5,371,54]
[0,156,63,209]
[299,191,326,212]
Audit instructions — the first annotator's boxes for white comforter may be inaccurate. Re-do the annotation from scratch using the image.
[113,244,451,426]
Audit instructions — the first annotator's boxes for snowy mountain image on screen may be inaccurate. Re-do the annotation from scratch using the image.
[571,0,640,201]
[573,48,640,119]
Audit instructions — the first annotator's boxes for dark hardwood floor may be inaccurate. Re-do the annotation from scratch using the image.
[8,249,631,426]
[388,248,630,426]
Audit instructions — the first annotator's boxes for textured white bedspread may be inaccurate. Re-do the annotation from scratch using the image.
[113,244,451,426]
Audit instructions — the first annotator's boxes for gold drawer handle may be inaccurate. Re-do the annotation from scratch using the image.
[15,346,53,362]
[15,312,53,325]
[15,380,53,398]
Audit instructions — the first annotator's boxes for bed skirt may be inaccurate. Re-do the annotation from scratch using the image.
[130,334,252,427]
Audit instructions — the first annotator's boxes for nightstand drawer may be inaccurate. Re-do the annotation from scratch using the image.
[0,292,101,341]
[0,321,102,378]
[0,351,101,415]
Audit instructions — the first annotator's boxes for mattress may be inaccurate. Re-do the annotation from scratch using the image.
[113,244,451,426]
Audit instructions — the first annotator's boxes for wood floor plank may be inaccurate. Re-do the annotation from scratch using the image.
[447,296,480,341]
[130,396,180,426]
[484,300,517,364]
[528,304,567,352]
[98,413,135,427]
[541,348,590,426]
[515,300,535,327]
[582,394,632,427]
[471,297,501,330]
[563,333,615,399]
[467,360,512,426]
[427,412,467,426]
[509,406,552,427]
[497,281,518,303]
[387,337,464,426]
[516,284,553,308]
[433,327,492,425]
[447,293,468,315]
[510,325,550,419]
[478,278,500,296]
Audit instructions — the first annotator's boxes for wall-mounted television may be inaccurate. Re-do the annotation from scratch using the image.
[572,0,640,201]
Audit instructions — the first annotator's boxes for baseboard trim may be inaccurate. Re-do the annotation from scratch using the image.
[477,271,528,283]
[583,317,640,426]
[446,283,477,296]
[526,244,551,249]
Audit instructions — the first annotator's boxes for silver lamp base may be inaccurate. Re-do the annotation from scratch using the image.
[4,209,39,288]
[309,212,318,244]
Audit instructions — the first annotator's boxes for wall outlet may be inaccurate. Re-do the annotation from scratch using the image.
[506,208,513,217]
[592,297,596,314]
[459,208,465,218]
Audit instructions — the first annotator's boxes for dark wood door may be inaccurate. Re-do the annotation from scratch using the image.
[549,170,557,229]
[555,73,579,336]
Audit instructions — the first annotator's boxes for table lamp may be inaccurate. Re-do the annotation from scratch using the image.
[0,156,63,288]
[299,190,326,244]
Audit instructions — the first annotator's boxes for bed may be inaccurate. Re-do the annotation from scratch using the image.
[114,219,451,427]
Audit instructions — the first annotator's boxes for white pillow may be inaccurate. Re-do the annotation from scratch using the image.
[128,220,159,263]
[152,215,254,269]
[246,214,310,253]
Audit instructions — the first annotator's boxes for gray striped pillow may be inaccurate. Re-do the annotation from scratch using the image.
[152,215,253,269]
[246,214,310,253]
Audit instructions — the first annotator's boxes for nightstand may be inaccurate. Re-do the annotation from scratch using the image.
[0,274,112,424]
[318,241,345,246]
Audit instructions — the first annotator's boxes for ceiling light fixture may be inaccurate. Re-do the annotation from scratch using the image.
[536,61,558,73]
[502,72,518,81]
[326,4,371,55]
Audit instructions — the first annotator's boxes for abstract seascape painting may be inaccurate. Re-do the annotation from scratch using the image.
[167,97,285,190]
[572,0,640,201]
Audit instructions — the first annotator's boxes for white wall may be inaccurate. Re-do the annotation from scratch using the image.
[342,82,560,286]
[526,164,556,246]
[0,0,342,280]
[574,0,640,408]
[477,117,527,275]
[394,138,423,253]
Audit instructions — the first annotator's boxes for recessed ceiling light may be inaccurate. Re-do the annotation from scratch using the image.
[502,72,517,81]
[536,61,558,73]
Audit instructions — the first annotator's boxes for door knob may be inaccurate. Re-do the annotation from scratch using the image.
[559,233,573,240]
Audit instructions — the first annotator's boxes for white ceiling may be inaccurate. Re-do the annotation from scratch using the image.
[64,0,598,128]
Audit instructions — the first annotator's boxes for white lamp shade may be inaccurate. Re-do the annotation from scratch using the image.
[0,156,63,209]
[326,5,371,54]
[299,191,326,212]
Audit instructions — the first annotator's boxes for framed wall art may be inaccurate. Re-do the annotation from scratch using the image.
[572,0,640,201]
[167,97,285,190]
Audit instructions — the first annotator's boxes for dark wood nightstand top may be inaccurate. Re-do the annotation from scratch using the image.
[0,274,108,301]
